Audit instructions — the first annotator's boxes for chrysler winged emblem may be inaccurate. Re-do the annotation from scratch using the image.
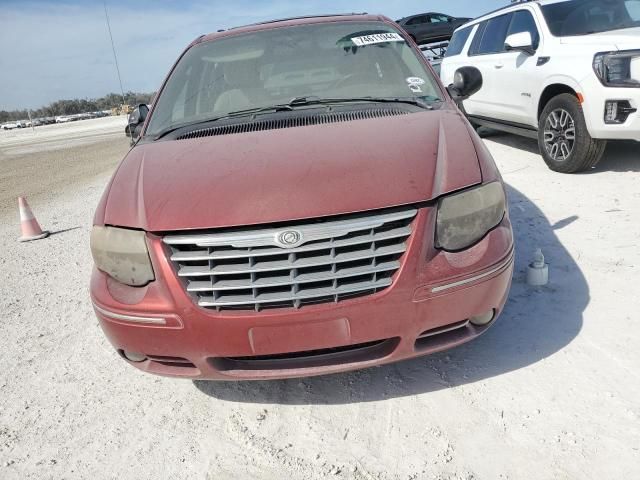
[276,230,303,248]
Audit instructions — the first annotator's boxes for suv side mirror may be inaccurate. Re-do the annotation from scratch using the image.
[127,104,149,143]
[505,31,535,55]
[447,67,483,104]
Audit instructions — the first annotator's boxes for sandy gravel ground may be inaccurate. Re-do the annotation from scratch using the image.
[0,118,639,479]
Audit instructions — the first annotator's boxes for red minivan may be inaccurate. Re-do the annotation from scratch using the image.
[90,14,514,380]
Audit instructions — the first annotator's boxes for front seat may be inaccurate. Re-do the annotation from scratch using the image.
[214,60,268,113]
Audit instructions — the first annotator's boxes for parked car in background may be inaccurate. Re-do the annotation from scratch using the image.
[2,122,19,130]
[441,0,640,173]
[91,13,513,381]
[397,13,472,44]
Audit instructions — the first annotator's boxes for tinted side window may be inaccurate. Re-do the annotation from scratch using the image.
[445,26,473,57]
[476,13,513,55]
[508,10,540,49]
[406,16,428,26]
[468,22,486,55]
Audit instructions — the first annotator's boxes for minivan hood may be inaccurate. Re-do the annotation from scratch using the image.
[102,107,481,231]
[559,27,640,48]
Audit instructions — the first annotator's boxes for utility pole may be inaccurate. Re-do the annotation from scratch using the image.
[28,110,35,133]
[103,0,126,108]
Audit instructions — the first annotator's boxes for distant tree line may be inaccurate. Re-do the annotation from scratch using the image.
[0,91,156,123]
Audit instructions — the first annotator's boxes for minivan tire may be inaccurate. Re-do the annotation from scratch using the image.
[538,93,606,173]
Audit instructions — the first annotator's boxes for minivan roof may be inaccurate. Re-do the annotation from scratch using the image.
[196,13,386,45]
[230,13,370,29]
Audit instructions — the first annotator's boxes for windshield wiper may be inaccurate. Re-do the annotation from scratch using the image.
[153,115,229,140]
[152,104,297,140]
[229,96,435,117]
[153,95,436,140]
[285,95,435,109]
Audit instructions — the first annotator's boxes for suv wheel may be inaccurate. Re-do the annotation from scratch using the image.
[538,93,606,173]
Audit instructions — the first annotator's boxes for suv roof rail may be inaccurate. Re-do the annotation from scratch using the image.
[230,13,370,30]
[473,0,539,21]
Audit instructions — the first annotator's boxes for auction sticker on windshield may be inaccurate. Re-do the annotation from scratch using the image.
[351,33,404,46]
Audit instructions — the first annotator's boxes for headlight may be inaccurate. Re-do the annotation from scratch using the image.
[90,226,155,286]
[435,182,506,251]
[593,50,640,87]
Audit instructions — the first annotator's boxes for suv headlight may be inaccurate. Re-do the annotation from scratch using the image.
[593,50,640,87]
[435,182,506,251]
[90,226,155,286]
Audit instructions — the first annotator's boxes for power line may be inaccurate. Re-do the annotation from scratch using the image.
[103,0,126,106]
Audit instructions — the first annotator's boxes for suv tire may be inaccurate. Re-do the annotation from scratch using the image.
[538,93,606,173]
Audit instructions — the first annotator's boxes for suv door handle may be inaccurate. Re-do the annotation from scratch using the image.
[494,63,504,69]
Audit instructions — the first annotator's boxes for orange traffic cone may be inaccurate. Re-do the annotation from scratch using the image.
[18,197,49,242]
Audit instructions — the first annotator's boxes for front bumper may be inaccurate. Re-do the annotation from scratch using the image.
[91,208,514,380]
[580,75,640,140]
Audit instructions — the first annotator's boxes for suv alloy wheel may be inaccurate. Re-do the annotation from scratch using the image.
[538,94,607,173]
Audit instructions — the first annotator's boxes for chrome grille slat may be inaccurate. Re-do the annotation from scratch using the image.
[177,243,406,277]
[164,209,417,248]
[186,260,400,292]
[163,207,417,311]
[170,225,411,261]
[198,277,393,307]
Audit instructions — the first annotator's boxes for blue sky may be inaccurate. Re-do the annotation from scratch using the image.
[0,0,505,110]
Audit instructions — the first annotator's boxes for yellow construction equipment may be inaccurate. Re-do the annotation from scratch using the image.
[111,104,132,116]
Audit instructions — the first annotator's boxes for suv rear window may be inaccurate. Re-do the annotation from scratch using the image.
[445,26,473,57]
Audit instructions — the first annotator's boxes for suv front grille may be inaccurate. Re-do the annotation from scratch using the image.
[163,207,417,311]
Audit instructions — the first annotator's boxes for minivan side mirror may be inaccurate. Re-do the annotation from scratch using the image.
[127,104,149,143]
[505,31,535,55]
[447,67,483,104]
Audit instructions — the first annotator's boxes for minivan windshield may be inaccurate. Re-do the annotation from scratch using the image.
[146,21,442,137]
[541,0,640,36]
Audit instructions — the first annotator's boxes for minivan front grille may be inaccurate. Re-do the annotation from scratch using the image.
[163,207,417,311]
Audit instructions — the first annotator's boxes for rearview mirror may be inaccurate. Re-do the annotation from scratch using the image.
[447,67,483,104]
[505,31,535,55]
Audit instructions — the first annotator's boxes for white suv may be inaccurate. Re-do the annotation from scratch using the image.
[441,0,640,173]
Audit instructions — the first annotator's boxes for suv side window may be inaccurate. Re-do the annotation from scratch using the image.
[468,22,486,55]
[473,13,513,55]
[507,10,540,49]
[445,26,474,57]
